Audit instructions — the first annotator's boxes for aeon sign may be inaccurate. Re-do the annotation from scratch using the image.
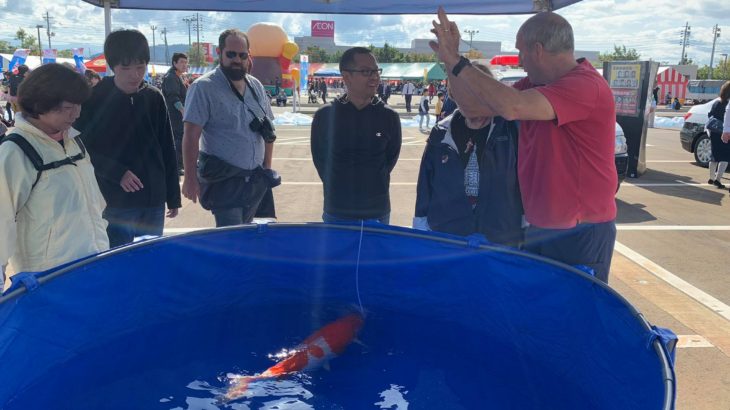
[311,20,335,38]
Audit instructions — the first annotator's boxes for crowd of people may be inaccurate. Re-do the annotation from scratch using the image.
[3,8,730,291]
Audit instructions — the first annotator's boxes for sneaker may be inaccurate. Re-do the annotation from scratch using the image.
[713,179,726,189]
[708,179,715,185]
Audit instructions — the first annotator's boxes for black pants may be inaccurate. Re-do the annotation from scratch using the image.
[524,220,616,283]
[404,94,413,112]
[174,133,183,172]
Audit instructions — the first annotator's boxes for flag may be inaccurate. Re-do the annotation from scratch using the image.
[300,55,309,94]
[42,49,58,65]
[8,49,31,72]
[72,48,86,73]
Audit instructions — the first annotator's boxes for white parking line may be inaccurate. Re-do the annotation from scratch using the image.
[617,225,730,231]
[623,183,712,187]
[677,334,714,348]
[279,182,417,186]
[614,241,730,323]
[272,157,424,161]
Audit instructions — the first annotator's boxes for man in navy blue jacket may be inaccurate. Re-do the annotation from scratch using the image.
[413,62,523,247]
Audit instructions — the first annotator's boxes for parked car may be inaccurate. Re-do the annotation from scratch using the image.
[494,73,629,189]
[679,97,719,167]
[615,123,629,189]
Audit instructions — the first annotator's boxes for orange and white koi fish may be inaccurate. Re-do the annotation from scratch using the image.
[222,312,364,402]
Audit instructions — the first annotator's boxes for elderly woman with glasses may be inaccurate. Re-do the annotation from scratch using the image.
[0,63,109,290]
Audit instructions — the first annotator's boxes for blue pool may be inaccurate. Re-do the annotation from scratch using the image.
[0,224,676,409]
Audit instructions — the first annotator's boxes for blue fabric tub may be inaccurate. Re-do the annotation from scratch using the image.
[0,223,676,409]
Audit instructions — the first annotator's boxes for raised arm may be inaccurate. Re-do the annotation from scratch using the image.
[429,7,555,121]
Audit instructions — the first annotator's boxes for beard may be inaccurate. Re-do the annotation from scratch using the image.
[221,62,247,81]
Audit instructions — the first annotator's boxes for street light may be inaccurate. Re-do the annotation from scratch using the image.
[35,24,44,58]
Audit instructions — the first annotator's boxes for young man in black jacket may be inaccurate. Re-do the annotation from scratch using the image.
[311,47,401,224]
[161,52,189,175]
[74,29,181,247]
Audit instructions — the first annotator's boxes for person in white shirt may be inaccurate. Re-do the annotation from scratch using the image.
[402,80,416,112]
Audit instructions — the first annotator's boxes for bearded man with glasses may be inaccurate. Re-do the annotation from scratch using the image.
[182,29,278,227]
[310,47,402,224]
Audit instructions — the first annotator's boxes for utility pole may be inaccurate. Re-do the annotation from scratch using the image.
[678,22,691,65]
[709,24,721,79]
[35,24,44,58]
[151,25,157,63]
[43,11,54,50]
[183,16,194,53]
[193,13,203,65]
[463,29,479,49]
[161,27,169,64]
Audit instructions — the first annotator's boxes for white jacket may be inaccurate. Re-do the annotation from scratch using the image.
[0,114,109,280]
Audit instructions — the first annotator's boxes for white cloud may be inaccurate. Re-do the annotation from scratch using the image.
[1,0,728,66]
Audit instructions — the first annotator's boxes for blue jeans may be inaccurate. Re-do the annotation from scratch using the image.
[322,212,390,225]
[523,220,616,283]
[419,113,430,129]
[103,206,165,248]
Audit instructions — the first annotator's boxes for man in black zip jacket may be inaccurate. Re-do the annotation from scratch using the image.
[74,29,181,247]
[311,47,401,224]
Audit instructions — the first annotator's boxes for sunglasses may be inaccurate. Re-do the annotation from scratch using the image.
[225,51,250,60]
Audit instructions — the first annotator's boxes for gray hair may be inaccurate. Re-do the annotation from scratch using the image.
[518,12,574,54]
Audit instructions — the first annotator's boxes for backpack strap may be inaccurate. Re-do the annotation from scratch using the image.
[0,133,87,189]
[1,133,44,188]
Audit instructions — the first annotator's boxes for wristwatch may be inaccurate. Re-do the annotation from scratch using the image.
[451,56,472,77]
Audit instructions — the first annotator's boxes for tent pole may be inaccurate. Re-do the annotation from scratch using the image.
[104,0,112,38]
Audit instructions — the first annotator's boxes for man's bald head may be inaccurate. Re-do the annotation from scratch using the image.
[517,12,574,54]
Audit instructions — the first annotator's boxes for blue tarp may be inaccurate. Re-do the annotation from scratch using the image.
[0,224,675,409]
[81,0,583,14]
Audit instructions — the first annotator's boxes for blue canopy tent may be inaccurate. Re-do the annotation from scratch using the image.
[82,0,582,14]
[313,68,342,77]
[81,0,584,37]
[0,224,676,408]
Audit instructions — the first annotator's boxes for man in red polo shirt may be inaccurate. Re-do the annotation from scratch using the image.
[429,8,617,282]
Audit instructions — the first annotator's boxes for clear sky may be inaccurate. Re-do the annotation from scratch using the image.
[1,0,729,66]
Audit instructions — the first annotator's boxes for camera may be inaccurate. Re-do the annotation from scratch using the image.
[249,115,277,143]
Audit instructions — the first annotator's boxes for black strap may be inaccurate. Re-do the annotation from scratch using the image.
[1,133,87,189]
[226,73,269,118]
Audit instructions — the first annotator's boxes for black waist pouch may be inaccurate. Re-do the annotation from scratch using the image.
[197,152,281,211]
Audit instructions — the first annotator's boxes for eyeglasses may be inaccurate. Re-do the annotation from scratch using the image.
[224,51,249,60]
[342,68,383,77]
